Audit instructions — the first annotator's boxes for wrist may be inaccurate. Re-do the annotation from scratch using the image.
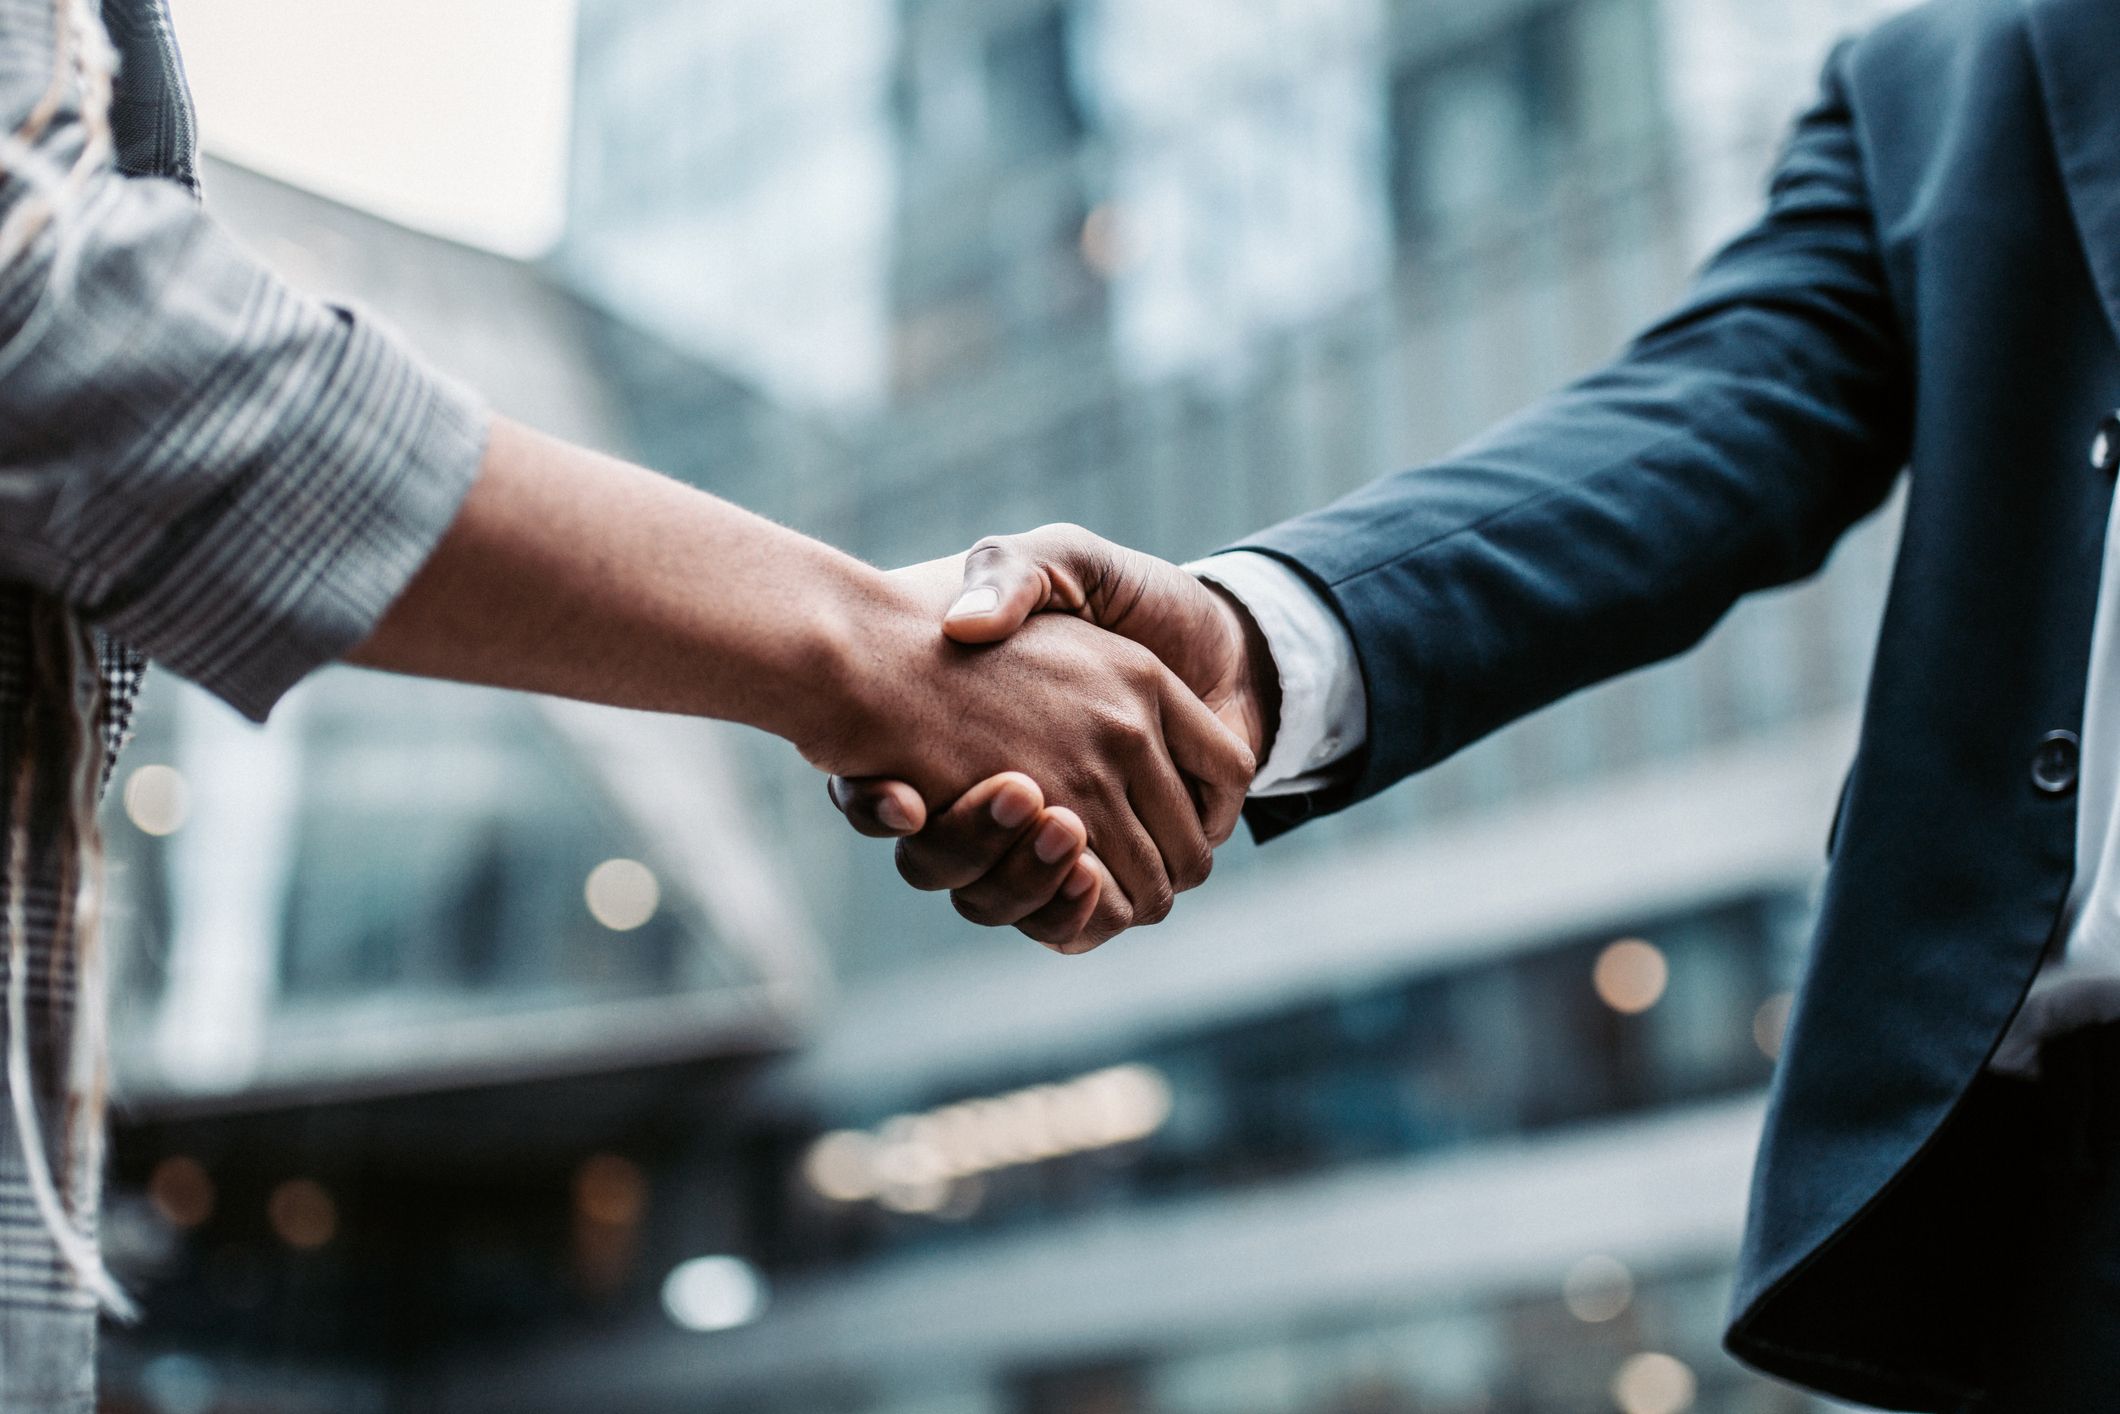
[768,559,924,769]
[1204,582,1280,766]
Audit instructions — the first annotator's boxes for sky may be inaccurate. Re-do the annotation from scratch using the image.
[174,0,578,257]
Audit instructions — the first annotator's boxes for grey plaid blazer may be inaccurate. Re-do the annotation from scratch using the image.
[0,1,486,1405]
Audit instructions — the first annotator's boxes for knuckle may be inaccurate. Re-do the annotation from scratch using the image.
[951,892,1006,928]
[1175,844,1214,892]
[1084,715,1123,755]
[1112,638,1160,682]
[1136,881,1175,926]
[1089,893,1132,942]
[1094,709,1150,753]
[964,534,1016,565]
[1213,742,1255,785]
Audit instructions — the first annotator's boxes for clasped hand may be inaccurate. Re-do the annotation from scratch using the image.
[818,525,1278,952]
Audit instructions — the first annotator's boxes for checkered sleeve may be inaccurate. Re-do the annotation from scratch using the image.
[0,6,489,722]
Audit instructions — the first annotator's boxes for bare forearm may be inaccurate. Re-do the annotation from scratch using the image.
[349,417,880,750]
[350,419,1252,935]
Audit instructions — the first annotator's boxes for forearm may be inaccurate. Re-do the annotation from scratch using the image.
[355,422,1254,925]
[350,417,888,753]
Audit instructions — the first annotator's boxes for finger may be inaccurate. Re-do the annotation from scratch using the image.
[827,776,928,838]
[1155,671,1256,847]
[1049,853,1136,954]
[942,534,1058,644]
[893,772,1044,892]
[944,524,1116,645]
[1016,853,1103,950]
[1121,717,1216,906]
[1077,774,1174,933]
[951,806,1090,928]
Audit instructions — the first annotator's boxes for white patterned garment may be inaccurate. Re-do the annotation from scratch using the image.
[0,1,487,1405]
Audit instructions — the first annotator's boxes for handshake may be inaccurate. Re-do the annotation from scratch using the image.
[802,524,1280,953]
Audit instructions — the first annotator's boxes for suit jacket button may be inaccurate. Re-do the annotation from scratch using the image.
[2092,412,2120,474]
[2033,730,2081,796]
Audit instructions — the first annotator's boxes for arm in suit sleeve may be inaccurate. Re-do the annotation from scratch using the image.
[1233,44,1910,839]
[0,4,488,722]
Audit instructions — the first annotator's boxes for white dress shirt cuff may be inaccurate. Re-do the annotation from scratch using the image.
[1188,550,1369,798]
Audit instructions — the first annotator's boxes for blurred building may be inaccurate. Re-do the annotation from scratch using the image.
[99,1,1919,1412]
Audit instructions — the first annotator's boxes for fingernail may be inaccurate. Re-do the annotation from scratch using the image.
[1035,819,1076,864]
[1063,864,1095,899]
[947,586,1000,620]
[990,789,1036,829]
[876,797,913,833]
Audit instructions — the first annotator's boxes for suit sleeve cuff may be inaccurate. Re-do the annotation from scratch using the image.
[1189,549,1368,797]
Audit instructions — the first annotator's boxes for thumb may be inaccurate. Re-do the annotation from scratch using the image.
[827,776,928,838]
[942,525,1102,644]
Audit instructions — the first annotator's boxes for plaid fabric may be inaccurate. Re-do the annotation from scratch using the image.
[0,1,489,1405]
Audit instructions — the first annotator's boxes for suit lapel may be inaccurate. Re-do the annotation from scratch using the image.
[2026,0,2120,350]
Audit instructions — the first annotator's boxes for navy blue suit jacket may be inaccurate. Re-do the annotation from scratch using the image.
[1238,0,2120,1404]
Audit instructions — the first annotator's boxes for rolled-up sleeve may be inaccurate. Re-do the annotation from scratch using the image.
[0,12,488,721]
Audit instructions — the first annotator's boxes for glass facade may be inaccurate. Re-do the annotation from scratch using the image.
[560,0,900,413]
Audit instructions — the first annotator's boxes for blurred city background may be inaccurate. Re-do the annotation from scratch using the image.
[93,1,1918,1410]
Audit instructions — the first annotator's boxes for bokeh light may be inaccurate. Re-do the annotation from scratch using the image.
[803,1130,882,1203]
[1083,1064,1173,1145]
[1562,1254,1634,1323]
[1612,1351,1697,1414]
[267,1178,338,1251]
[584,857,660,931]
[802,1064,1175,1212]
[875,1174,951,1214]
[148,1155,215,1230]
[574,1153,646,1227]
[1593,939,1669,1014]
[123,763,190,836]
[661,1255,767,1332]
